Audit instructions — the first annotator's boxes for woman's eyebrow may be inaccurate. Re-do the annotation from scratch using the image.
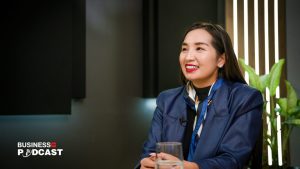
[194,42,209,46]
[181,42,209,46]
[182,42,188,46]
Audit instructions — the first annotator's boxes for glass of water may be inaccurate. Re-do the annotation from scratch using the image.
[155,142,183,169]
[155,160,183,169]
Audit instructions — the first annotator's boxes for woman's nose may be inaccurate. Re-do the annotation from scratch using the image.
[185,50,195,60]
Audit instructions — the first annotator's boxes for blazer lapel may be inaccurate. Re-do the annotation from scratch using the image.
[193,82,230,159]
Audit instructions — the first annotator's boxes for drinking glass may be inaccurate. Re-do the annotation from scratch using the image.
[155,160,183,169]
[155,142,183,169]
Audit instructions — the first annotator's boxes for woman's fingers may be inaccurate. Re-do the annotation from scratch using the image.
[157,152,180,161]
[140,157,156,169]
[149,153,157,161]
[140,153,181,169]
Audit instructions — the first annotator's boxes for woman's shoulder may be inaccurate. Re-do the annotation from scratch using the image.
[219,80,264,116]
[157,86,185,99]
[154,86,186,108]
[228,81,261,96]
[224,80,263,105]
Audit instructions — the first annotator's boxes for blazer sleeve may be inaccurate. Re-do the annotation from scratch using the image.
[195,89,263,169]
[134,94,164,169]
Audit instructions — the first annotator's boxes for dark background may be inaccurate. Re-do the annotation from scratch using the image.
[1,0,85,114]
[0,0,299,168]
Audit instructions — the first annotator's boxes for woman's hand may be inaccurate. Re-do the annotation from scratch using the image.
[156,152,180,161]
[140,153,200,169]
[156,153,200,169]
[140,153,157,169]
[183,160,200,169]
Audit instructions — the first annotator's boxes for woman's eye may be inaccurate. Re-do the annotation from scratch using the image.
[196,47,203,51]
[181,47,187,52]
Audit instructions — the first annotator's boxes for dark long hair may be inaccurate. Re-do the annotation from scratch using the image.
[180,22,246,85]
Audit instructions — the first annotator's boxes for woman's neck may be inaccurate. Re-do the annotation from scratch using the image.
[193,84,211,102]
[192,76,218,88]
[191,80,215,88]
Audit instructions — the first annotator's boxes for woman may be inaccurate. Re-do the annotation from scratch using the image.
[137,22,263,169]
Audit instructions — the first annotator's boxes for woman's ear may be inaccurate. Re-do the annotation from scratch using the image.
[217,53,225,68]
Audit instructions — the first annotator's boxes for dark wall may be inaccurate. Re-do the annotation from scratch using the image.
[0,0,144,168]
[1,0,86,115]
[2,1,72,114]
[286,0,300,166]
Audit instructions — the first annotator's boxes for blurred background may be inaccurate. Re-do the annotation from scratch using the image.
[0,0,299,168]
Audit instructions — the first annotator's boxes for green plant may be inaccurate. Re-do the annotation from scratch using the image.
[239,58,300,167]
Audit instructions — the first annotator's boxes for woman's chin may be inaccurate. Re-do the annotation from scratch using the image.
[185,76,201,82]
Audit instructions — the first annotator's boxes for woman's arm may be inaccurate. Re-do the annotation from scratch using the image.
[135,96,164,169]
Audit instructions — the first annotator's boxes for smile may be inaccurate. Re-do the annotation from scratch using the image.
[185,64,199,73]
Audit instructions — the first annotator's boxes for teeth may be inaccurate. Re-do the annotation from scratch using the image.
[186,65,198,69]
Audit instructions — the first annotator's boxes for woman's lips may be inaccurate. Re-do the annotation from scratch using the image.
[185,64,199,73]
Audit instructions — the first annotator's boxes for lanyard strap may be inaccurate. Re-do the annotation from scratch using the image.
[187,78,223,161]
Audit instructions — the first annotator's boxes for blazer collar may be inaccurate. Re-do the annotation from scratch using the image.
[183,82,197,111]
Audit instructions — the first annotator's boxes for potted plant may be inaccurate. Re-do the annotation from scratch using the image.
[239,58,300,168]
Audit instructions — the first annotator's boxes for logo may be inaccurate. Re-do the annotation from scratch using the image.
[17,142,63,157]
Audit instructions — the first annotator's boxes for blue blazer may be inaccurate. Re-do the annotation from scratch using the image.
[136,80,263,169]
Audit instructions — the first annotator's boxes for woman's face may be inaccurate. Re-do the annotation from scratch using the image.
[179,28,225,88]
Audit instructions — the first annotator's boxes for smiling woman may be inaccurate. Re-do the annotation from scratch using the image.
[136,22,264,169]
[179,29,225,88]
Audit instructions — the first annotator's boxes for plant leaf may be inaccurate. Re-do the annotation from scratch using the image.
[284,119,300,126]
[259,74,270,92]
[274,107,281,113]
[286,80,298,112]
[277,98,288,117]
[288,106,300,117]
[238,58,262,91]
[268,59,285,96]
